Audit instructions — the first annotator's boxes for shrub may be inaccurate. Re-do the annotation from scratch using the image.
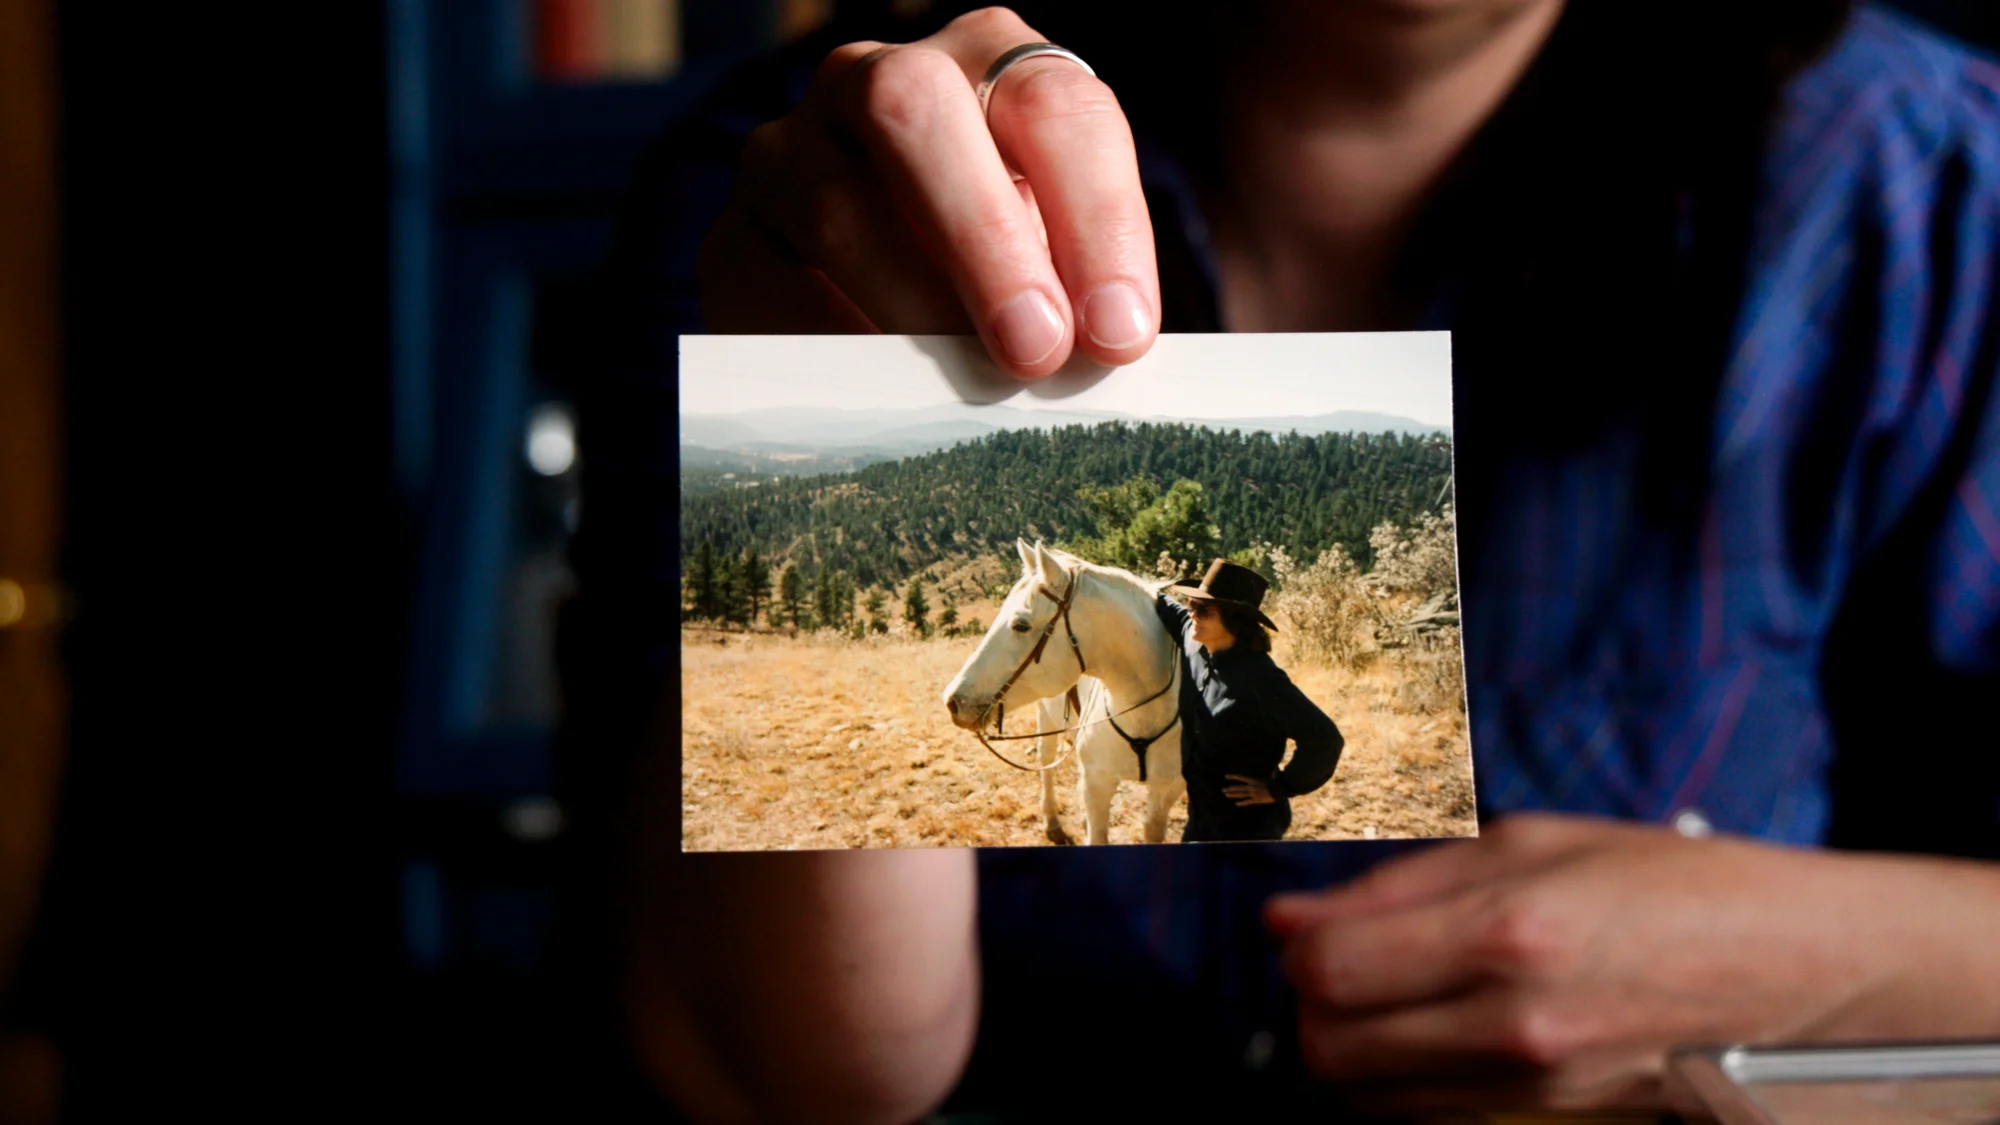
[1394,627,1466,715]
[1268,543,1386,673]
[1271,508,1462,689]
[1367,506,1458,599]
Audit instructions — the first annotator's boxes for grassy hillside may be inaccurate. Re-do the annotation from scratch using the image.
[682,420,1453,590]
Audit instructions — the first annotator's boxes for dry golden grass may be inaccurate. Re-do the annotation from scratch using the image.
[680,624,1477,851]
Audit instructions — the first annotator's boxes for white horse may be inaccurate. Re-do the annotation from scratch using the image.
[943,540,1186,845]
[1030,691,1084,844]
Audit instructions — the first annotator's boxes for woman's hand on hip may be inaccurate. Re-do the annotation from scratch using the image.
[698,6,1161,377]
[1223,774,1275,806]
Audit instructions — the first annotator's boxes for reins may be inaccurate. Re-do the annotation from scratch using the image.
[971,570,1181,773]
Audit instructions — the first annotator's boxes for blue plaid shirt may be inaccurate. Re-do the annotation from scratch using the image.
[569,4,2000,1108]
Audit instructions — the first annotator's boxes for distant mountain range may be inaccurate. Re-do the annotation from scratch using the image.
[680,443,900,476]
[681,404,1447,471]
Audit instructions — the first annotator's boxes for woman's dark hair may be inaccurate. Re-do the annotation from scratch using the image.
[1215,603,1273,655]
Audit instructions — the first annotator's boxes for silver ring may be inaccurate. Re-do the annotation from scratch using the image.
[975,42,1096,118]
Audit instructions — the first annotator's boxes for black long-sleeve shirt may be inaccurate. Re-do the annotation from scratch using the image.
[1155,596,1344,801]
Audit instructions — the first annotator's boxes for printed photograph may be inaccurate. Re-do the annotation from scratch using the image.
[679,333,1476,850]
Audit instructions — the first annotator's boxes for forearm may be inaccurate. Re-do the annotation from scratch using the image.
[627,848,980,1125]
[1271,730,1342,798]
[1798,849,2000,1040]
[621,693,979,1125]
[1269,692,1343,799]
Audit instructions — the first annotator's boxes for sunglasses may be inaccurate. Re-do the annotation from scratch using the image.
[1189,600,1218,619]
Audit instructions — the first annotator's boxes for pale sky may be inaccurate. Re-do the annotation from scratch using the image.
[679,333,1453,427]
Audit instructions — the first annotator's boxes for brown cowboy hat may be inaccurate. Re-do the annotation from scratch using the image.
[1167,558,1279,632]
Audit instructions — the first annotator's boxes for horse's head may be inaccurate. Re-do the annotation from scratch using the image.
[941,539,1086,731]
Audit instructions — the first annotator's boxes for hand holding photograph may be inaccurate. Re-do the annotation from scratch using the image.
[678,332,1476,850]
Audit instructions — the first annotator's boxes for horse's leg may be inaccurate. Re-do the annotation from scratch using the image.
[1081,756,1118,846]
[1037,698,1070,845]
[1144,774,1185,844]
[1144,733,1186,844]
[1074,750,1094,844]
[1040,736,1071,846]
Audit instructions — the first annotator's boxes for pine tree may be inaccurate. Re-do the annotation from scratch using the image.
[1123,479,1219,577]
[833,571,856,629]
[721,553,751,626]
[683,539,718,620]
[814,566,835,630]
[903,577,932,639]
[702,545,734,621]
[740,548,770,627]
[938,595,959,636]
[863,586,889,634]
[779,564,808,631]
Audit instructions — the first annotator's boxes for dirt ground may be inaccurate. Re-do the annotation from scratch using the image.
[680,625,1477,851]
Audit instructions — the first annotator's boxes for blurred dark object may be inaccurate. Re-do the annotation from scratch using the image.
[1888,0,2000,48]
[384,2,850,1118]
[42,3,399,1117]
[0,0,66,1120]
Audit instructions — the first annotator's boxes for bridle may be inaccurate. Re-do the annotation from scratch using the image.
[971,569,1181,773]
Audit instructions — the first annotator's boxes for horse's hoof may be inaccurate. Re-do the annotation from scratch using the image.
[1046,823,1073,846]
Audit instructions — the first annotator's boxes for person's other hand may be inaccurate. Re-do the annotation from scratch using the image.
[699,7,1160,377]
[1223,774,1275,806]
[1263,813,2000,1115]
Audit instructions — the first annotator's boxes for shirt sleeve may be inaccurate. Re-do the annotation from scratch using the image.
[1255,662,1345,800]
[1861,63,2000,676]
[1154,591,1193,642]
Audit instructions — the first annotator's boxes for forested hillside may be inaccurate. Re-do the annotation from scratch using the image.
[680,421,1453,589]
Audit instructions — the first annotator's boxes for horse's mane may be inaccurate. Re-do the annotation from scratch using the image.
[1030,548,1171,601]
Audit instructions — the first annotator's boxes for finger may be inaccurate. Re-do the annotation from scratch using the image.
[737,117,972,333]
[1265,816,1585,936]
[1279,886,1505,1009]
[698,207,876,334]
[1298,987,1605,1083]
[1266,839,1487,937]
[1016,178,1048,250]
[923,9,1158,365]
[978,56,1157,364]
[810,38,886,88]
[828,41,1073,376]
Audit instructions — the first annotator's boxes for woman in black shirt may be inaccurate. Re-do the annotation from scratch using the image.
[1156,560,1345,843]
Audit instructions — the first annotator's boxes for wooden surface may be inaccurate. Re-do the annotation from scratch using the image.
[0,0,66,1119]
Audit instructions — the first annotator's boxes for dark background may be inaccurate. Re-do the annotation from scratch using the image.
[26,0,1999,1119]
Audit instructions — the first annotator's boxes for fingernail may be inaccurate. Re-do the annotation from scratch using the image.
[1266,893,1311,917]
[990,290,1065,367]
[1082,282,1152,350]
[1264,896,1306,925]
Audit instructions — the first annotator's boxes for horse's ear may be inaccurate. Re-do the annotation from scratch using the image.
[1015,537,1034,570]
[1033,541,1067,583]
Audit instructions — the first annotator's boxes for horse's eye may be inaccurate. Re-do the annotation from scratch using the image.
[1011,618,1032,633]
